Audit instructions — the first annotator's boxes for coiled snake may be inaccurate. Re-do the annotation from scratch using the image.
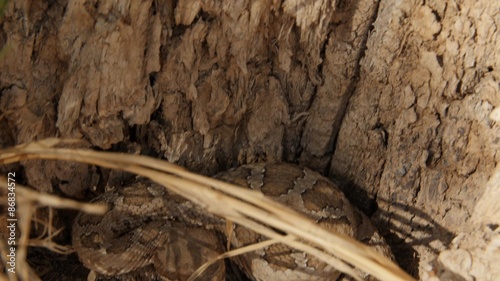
[72,163,392,280]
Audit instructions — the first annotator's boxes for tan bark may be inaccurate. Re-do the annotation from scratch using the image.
[0,0,498,280]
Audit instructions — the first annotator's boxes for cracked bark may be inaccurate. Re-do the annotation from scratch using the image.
[1,0,499,280]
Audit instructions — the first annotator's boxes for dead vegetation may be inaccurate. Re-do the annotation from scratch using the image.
[0,0,499,280]
[0,139,413,281]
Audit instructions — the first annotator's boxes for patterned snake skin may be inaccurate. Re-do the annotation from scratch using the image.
[72,163,393,280]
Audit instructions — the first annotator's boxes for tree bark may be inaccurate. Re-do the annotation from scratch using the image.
[1,0,498,280]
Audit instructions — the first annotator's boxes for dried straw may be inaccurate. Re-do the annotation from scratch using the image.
[0,138,415,281]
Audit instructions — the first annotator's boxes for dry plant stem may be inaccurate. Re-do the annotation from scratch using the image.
[29,226,71,255]
[188,239,282,281]
[16,203,33,281]
[0,179,106,215]
[0,139,415,281]
[188,234,353,281]
[149,172,359,279]
[0,239,16,281]
[0,176,105,281]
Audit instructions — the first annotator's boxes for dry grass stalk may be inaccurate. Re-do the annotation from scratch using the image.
[0,138,415,281]
[0,176,106,281]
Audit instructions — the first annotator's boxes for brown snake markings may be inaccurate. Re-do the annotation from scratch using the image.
[72,163,393,280]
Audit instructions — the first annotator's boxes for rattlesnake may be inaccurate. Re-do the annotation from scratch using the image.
[72,163,393,280]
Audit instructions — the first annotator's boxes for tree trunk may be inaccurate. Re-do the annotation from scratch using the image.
[0,0,498,280]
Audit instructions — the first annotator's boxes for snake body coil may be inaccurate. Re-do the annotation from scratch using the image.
[72,163,392,280]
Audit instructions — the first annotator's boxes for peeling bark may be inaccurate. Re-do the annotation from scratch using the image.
[1,0,499,280]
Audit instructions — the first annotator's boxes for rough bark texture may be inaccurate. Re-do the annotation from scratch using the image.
[0,0,499,280]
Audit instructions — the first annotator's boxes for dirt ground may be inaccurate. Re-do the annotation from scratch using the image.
[0,0,499,280]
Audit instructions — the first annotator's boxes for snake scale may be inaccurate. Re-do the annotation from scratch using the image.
[72,163,393,280]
